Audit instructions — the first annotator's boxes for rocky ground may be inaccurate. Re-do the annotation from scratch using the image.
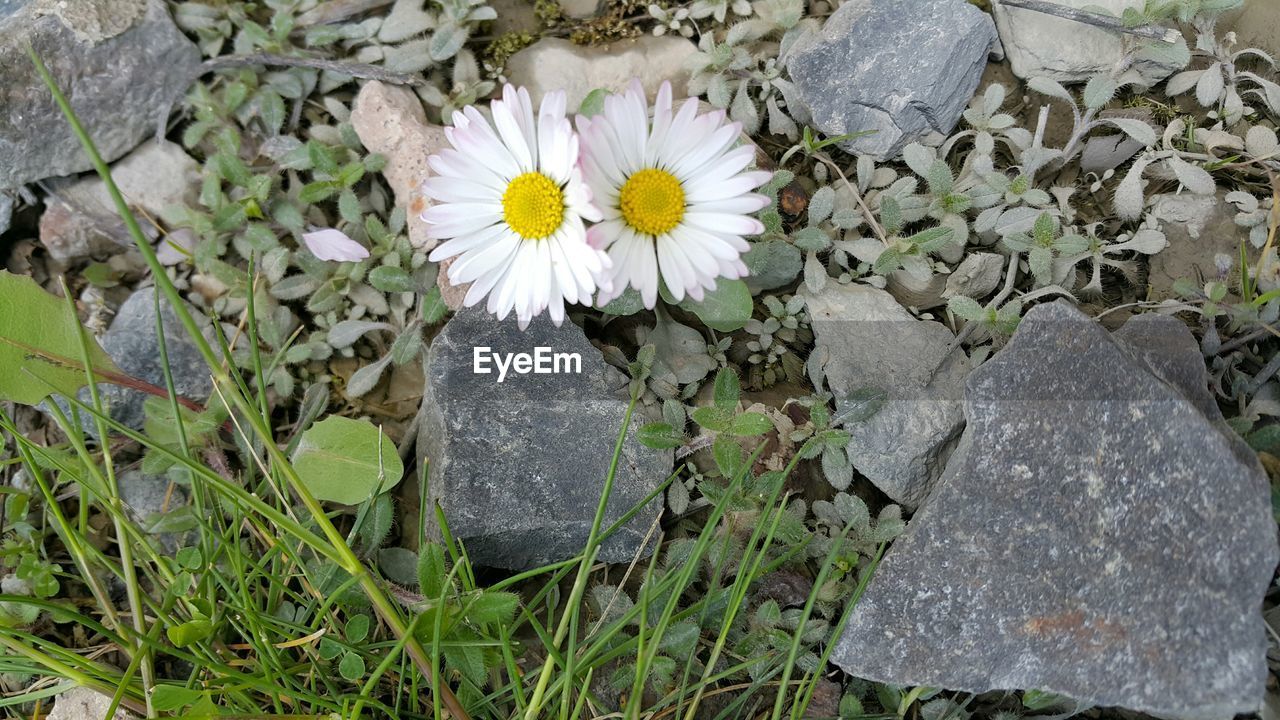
[2,0,1280,718]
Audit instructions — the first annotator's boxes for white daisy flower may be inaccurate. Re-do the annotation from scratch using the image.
[423,84,609,328]
[576,79,772,309]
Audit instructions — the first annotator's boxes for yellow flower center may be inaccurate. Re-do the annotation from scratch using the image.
[620,168,685,237]
[502,172,565,240]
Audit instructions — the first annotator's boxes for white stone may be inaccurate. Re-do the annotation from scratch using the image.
[504,36,698,110]
[943,252,1005,300]
[561,0,598,18]
[38,139,198,265]
[55,139,199,226]
[349,80,450,253]
[47,687,137,720]
[993,0,1177,84]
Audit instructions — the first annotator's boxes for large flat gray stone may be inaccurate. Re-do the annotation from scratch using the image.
[786,0,997,160]
[417,308,670,570]
[832,302,1278,720]
[0,0,199,189]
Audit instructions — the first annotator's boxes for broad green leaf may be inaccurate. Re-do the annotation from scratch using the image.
[742,240,802,292]
[345,615,371,644]
[713,434,743,478]
[290,416,404,504]
[368,265,415,293]
[421,286,449,324]
[638,422,684,450]
[467,590,519,627]
[730,412,774,437]
[151,685,206,712]
[0,271,119,405]
[679,279,753,332]
[712,368,740,411]
[338,651,365,681]
[1247,425,1280,455]
[691,406,732,432]
[598,287,646,316]
[946,296,985,322]
[166,618,213,647]
[443,644,486,687]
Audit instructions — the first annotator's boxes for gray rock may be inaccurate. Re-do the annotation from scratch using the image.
[118,470,185,520]
[886,269,948,310]
[52,139,200,225]
[97,287,212,430]
[118,470,190,550]
[942,252,1005,301]
[1111,314,1264,471]
[0,0,200,189]
[994,0,1179,85]
[805,283,969,507]
[832,302,1278,720]
[787,0,997,160]
[416,307,670,570]
[1079,133,1144,175]
[1221,0,1280,57]
[38,139,198,265]
[47,286,213,434]
[560,0,597,18]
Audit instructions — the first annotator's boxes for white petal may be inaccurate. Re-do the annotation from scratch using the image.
[682,212,765,237]
[493,86,535,172]
[687,194,771,216]
[448,231,521,283]
[428,221,508,262]
[302,228,369,262]
[656,234,692,302]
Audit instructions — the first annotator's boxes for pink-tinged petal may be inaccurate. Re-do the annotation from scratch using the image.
[302,228,369,262]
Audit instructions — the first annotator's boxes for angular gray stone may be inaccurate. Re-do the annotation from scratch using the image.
[832,302,1278,720]
[118,469,190,551]
[119,470,186,521]
[47,286,214,434]
[39,139,198,265]
[0,0,200,189]
[787,0,997,160]
[805,283,969,508]
[942,252,1005,301]
[98,287,212,430]
[416,307,670,570]
[1221,0,1280,57]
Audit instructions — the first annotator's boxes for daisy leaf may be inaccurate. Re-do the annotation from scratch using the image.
[679,279,753,332]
